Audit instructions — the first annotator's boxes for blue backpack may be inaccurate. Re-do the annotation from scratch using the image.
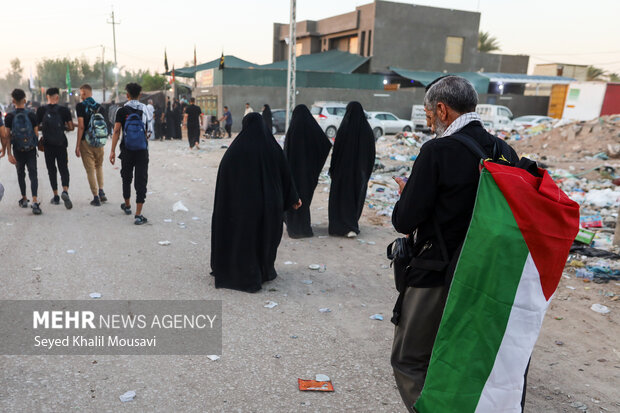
[123,108,147,151]
[11,111,38,152]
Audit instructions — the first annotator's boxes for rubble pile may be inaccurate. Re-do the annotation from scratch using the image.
[512,115,620,161]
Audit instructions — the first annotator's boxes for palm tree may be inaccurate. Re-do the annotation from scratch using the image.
[608,72,620,82]
[587,66,606,81]
[478,31,501,53]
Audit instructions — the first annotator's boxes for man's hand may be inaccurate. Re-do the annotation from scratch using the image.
[8,154,16,165]
[393,176,407,194]
[109,150,116,165]
[292,199,302,210]
[75,146,81,158]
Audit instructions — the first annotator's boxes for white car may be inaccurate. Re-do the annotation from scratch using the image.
[368,111,413,134]
[311,101,384,139]
[512,115,555,130]
[476,104,514,130]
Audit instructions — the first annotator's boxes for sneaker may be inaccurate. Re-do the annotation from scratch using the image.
[51,195,60,205]
[98,189,107,203]
[18,198,29,208]
[346,231,357,238]
[32,203,42,215]
[120,203,132,215]
[90,196,101,207]
[134,215,148,225]
[61,191,73,210]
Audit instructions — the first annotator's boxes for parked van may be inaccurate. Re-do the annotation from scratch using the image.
[410,105,429,131]
[475,104,514,130]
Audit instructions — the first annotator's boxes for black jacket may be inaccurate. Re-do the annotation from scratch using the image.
[392,121,519,287]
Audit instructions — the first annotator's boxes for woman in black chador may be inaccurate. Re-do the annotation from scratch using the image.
[283,105,332,238]
[328,101,376,237]
[210,113,301,293]
[173,99,182,139]
[165,101,175,139]
[262,104,273,135]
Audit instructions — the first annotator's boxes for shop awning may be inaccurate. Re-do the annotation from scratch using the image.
[261,50,370,74]
[164,55,257,78]
[389,67,490,94]
[479,72,575,85]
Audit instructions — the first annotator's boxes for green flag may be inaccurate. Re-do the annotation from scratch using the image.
[66,64,72,95]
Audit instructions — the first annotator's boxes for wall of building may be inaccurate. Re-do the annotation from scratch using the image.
[199,84,548,133]
[533,64,588,81]
[482,94,549,118]
[371,1,480,73]
[475,53,529,74]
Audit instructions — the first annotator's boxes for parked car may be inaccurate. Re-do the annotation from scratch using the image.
[512,115,554,130]
[270,109,286,134]
[310,101,384,139]
[475,104,514,130]
[368,111,413,134]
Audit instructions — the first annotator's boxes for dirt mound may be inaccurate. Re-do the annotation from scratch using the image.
[512,115,620,160]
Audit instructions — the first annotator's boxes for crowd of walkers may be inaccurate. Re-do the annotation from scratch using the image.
[211,101,375,292]
[0,83,152,225]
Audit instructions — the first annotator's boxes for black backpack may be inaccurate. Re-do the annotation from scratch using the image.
[41,105,65,146]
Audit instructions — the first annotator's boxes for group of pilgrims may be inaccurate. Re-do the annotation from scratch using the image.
[211,101,376,293]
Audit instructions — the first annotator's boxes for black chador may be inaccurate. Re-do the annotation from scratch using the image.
[210,113,299,292]
[283,105,332,238]
[328,101,375,236]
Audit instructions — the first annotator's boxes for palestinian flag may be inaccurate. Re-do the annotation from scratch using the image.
[414,161,579,413]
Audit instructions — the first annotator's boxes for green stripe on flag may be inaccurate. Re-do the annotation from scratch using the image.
[415,169,531,412]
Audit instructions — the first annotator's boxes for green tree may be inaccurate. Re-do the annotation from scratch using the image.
[141,72,169,91]
[607,72,620,82]
[478,31,501,53]
[587,66,606,81]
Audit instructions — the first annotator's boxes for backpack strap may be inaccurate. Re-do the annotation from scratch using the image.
[449,132,493,160]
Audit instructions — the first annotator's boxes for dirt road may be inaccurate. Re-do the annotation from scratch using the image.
[0,132,617,412]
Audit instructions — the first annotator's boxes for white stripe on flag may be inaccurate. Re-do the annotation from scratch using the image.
[475,254,549,412]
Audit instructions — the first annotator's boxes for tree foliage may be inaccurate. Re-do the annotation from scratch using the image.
[587,66,606,81]
[478,31,501,53]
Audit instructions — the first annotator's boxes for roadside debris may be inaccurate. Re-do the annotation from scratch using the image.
[119,390,136,402]
[172,201,189,212]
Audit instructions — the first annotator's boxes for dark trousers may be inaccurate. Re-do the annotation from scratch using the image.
[120,149,149,204]
[43,145,69,191]
[224,124,232,138]
[14,149,38,198]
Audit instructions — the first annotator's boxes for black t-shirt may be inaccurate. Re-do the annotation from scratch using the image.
[184,104,202,126]
[4,109,37,132]
[77,102,108,140]
[36,104,72,142]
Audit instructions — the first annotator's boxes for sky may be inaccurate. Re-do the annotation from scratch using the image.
[1,0,619,78]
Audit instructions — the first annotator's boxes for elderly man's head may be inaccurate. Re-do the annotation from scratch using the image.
[424,76,478,136]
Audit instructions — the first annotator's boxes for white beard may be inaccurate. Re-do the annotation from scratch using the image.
[434,118,447,137]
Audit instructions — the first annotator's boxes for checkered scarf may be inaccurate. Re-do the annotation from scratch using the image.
[440,112,482,138]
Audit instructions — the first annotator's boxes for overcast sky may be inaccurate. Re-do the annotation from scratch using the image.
[1,0,619,77]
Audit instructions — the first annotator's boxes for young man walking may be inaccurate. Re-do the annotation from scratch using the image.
[183,97,203,150]
[5,88,41,215]
[219,106,232,138]
[76,84,108,206]
[36,87,74,209]
[109,83,151,225]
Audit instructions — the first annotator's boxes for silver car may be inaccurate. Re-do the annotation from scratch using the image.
[367,111,413,134]
[311,101,384,139]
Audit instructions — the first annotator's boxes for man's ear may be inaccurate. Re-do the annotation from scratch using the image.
[436,102,449,122]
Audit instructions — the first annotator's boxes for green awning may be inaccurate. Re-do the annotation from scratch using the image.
[164,55,257,78]
[261,50,370,74]
[389,67,490,94]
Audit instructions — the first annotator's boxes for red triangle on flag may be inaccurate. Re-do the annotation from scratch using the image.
[484,162,580,300]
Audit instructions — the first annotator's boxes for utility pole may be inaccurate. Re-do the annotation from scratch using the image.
[107,9,120,101]
[285,0,296,132]
[101,45,106,102]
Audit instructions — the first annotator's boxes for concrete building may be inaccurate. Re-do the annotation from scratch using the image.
[533,63,588,81]
[273,0,529,74]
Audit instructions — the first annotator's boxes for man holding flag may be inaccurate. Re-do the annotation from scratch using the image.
[390,76,579,412]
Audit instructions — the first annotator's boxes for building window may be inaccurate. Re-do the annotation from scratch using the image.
[444,36,464,64]
[349,36,358,54]
[360,31,366,56]
[295,43,303,57]
[367,30,372,56]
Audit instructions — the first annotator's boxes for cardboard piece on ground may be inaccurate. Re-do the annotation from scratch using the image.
[298,379,334,392]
